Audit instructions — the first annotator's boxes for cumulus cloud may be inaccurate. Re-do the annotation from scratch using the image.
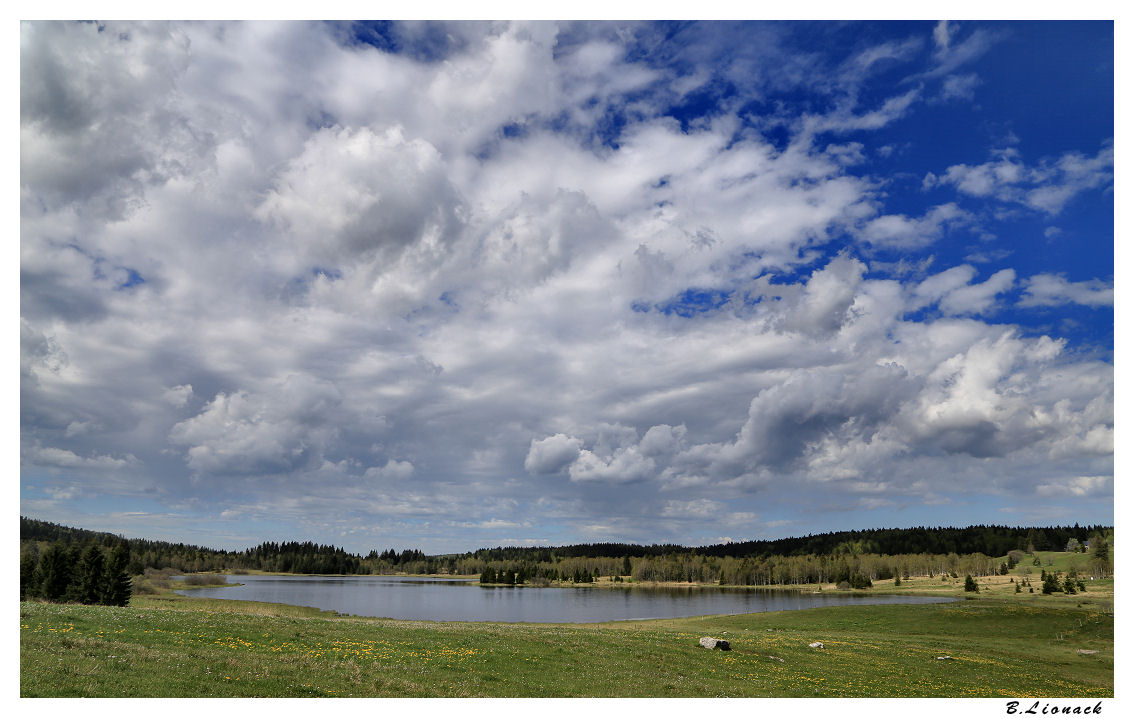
[255,125,464,273]
[925,144,1113,215]
[858,203,968,249]
[169,376,344,476]
[912,265,1015,316]
[524,434,583,475]
[1035,476,1111,498]
[20,21,1112,550]
[569,446,655,483]
[1019,274,1113,308]
[780,255,866,336]
[365,459,415,481]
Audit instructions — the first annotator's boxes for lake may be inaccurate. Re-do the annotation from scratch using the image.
[174,574,954,623]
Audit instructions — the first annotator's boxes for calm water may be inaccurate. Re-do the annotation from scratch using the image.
[174,574,954,623]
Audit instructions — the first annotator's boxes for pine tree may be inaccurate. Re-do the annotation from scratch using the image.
[76,544,106,604]
[62,543,84,603]
[1042,572,1061,595]
[20,546,40,600]
[964,575,979,592]
[101,544,132,606]
[37,542,73,601]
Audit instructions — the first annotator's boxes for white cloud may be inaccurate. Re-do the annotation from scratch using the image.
[660,498,725,519]
[162,384,194,407]
[1019,274,1113,308]
[254,125,463,275]
[524,434,583,475]
[19,21,1112,550]
[858,203,968,249]
[365,459,415,481]
[936,268,1015,316]
[927,145,1113,215]
[937,73,981,102]
[24,444,138,471]
[169,376,344,476]
[568,446,655,483]
[1035,476,1111,498]
[780,254,866,336]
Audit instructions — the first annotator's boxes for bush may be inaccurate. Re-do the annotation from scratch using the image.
[964,575,979,592]
[183,574,228,586]
[836,580,851,590]
[131,579,158,595]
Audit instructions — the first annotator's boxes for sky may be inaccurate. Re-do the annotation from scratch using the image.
[18,19,1115,554]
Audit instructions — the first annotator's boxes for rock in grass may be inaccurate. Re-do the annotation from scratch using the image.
[699,636,730,650]
[936,656,952,660]
[1077,649,1099,655]
[809,642,824,649]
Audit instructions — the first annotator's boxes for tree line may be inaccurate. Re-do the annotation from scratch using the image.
[21,540,131,606]
[21,517,1112,587]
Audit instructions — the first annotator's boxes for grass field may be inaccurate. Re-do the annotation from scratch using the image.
[20,564,1113,698]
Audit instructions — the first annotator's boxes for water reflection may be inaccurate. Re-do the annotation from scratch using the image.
[174,574,953,623]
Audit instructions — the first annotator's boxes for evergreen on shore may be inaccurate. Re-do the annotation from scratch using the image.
[22,539,131,606]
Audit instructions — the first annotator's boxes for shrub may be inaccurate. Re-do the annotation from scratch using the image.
[131,579,158,595]
[964,575,979,592]
[183,574,227,586]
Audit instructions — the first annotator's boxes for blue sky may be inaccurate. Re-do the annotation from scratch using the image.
[19,20,1113,553]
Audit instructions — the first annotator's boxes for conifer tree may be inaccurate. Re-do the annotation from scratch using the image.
[101,544,132,606]
[964,575,979,592]
[1042,572,1061,594]
[63,543,84,603]
[20,546,40,600]
[37,542,72,601]
[76,543,106,604]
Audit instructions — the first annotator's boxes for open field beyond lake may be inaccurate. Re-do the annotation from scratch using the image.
[20,576,1113,698]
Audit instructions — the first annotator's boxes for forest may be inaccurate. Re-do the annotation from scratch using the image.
[20,517,1112,591]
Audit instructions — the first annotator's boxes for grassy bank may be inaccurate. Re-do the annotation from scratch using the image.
[20,585,1112,697]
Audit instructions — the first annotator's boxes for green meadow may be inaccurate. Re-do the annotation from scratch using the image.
[20,561,1112,698]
